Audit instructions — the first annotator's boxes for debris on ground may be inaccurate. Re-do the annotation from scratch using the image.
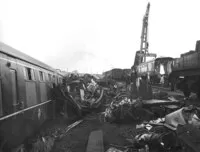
[25,119,83,152]
[153,91,169,100]
[103,89,184,123]
[126,105,200,152]
[30,136,55,152]
[106,147,124,152]
[22,70,200,152]
[103,94,155,123]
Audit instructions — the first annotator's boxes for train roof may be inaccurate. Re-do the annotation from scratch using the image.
[155,56,173,60]
[0,41,56,72]
[138,57,173,66]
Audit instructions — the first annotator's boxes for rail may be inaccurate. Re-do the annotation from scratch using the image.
[0,100,53,121]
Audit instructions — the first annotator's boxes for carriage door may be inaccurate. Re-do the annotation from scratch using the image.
[8,57,19,113]
[10,69,18,112]
[3,57,19,113]
[39,71,47,102]
[53,75,57,85]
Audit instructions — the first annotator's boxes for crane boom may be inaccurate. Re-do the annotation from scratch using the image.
[140,2,150,58]
[133,3,156,67]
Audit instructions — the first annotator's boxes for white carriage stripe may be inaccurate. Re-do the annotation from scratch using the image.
[0,56,55,74]
[0,100,54,121]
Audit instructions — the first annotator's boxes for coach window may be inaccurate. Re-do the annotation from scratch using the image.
[24,67,35,80]
[45,73,48,81]
[48,74,51,81]
[39,71,45,81]
[52,75,55,82]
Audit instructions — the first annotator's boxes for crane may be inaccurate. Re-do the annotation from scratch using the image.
[133,3,156,67]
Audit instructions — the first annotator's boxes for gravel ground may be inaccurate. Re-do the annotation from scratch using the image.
[51,113,137,152]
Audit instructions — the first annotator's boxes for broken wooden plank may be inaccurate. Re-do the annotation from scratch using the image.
[86,130,104,152]
[142,99,181,107]
[58,120,83,139]
[64,119,83,133]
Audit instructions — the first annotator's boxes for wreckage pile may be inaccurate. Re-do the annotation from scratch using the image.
[22,72,200,152]
[128,106,200,152]
[104,95,200,151]
[104,95,154,123]
[101,73,200,152]
[53,73,106,117]
[103,86,183,123]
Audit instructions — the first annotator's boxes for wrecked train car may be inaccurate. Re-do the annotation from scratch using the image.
[169,40,200,98]
[65,76,105,113]
[0,42,63,151]
[136,57,173,84]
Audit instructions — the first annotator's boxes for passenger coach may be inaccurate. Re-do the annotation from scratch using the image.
[0,42,63,151]
[136,57,173,84]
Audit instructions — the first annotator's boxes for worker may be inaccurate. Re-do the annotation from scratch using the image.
[51,83,69,118]
[147,73,151,83]
[160,75,164,86]
[130,69,138,100]
[138,75,152,100]
[51,84,64,116]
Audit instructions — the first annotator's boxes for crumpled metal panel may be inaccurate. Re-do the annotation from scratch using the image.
[177,124,200,152]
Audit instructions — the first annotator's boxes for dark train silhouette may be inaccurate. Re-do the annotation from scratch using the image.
[0,42,63,151]
[169,40,200,98]
[134,40,200,99]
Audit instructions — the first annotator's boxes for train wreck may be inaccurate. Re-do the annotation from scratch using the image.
[52,73,105,117]
[0,44,200,152]
[1,1,200,152]
[22,72,200,152]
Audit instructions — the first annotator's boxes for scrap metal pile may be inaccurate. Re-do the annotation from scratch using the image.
[102,74,200,152]
[64,73,105,113]
[104,95,155,123]
[104,93,200,152]
[125,105,200,152]
[103,81,183,123]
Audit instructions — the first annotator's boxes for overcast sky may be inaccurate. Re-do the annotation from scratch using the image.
[0,0,200,73]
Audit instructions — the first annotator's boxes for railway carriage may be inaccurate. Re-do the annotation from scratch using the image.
[0,42,63,151]
[169,40,200,98]
[136,57,173,84]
